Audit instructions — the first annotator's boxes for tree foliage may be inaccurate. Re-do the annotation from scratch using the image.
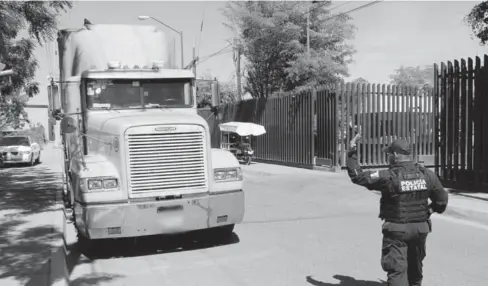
[222,1,356,98]
[388,65,434,98]
[389,65,434,88]
[0,1,72,129]
[465,1,488,45]
[351,77,369,84]
[196,71,238,108]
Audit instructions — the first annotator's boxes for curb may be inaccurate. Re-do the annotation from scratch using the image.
[369,190,488,226]
[48,146,70,286]
[444,192,488,227]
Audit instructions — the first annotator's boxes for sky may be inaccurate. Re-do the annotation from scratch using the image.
[29,0,485,105]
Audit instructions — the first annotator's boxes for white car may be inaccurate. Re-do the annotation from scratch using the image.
[0,136,41,166]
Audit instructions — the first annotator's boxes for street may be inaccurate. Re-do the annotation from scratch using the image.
[64,157,488,285]
[2,145,488,286]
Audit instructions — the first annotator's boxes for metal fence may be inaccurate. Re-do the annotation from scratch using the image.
[200,82,436,169]
[434,55,488,191]
[217,92,316,168]
[336,83,435,167]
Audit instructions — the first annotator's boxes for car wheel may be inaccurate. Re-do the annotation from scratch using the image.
[35,152,41,164]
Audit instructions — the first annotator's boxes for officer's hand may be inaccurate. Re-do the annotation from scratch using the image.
[350,132,362,149]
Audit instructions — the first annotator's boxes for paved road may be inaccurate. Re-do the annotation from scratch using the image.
[0,145,63,286]
[59,160,488,286]
[2,146,485,286]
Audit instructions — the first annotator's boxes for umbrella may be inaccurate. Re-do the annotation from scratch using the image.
[218,121,266,136]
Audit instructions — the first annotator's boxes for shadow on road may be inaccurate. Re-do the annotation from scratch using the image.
[77,231,240,260]
[306,275,385,286]
[57,230,239,284]
[70,274,125,286]
[0,164,63,284]
[0,166,60,216]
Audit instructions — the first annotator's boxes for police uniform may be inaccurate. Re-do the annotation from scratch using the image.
[346,139,448,286]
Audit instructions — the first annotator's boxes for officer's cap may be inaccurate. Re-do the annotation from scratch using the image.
[382,139,411,155]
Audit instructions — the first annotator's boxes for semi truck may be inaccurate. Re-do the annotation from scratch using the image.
[53,23,244,245]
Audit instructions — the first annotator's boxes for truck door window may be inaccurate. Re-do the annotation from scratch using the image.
[142,79,193,108]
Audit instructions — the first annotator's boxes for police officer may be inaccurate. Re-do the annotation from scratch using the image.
[346,134,448,286]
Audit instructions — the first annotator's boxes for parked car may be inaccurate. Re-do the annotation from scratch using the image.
[0,135,41,166]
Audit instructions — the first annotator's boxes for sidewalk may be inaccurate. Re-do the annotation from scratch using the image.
[0,143,65,286]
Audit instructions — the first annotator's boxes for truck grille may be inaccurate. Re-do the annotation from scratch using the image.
[127,129,207,195]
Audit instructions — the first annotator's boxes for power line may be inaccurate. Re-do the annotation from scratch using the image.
[199,44,233,62]
[302,0,382,19]
[185,43,233,69]
[193,1,383,68]
[302,1,329,16]
[198,49,233,65]
[324,0,383,21]
[329,1,354,11]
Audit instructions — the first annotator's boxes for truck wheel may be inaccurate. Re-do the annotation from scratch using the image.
[77,232,95,253]
[206,224,235,242]
[246,156,252,165]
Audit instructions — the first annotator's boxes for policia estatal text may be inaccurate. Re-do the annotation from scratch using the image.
[346,137,448,286]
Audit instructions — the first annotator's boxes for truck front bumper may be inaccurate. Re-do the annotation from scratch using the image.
[74,190,245,239]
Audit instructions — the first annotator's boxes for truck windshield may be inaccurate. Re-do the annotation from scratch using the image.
[86,79,193,110]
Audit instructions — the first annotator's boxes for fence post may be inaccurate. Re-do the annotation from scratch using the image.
[311,89,317,166]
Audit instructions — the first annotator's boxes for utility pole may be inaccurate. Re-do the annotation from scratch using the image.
[307,9,310,58]
[234,39,242,102]
[173,38,177,69]
[192,44,196,78]
[307,1,320,58]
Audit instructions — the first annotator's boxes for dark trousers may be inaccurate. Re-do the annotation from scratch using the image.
[381,221,431,286]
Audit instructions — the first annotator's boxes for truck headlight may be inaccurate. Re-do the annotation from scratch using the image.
[214,168,243,182]
[103,179,118,189]
[87,179,103,190]
[81,177,119,192]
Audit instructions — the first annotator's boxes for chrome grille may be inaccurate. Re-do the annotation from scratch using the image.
[127,129,207,195]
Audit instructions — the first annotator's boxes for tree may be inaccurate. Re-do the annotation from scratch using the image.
[351,77,369,84]
[0,1,72,129]
[389,65,434,88]
[465,1,488,45]
[196,72,238,108]
[222,1,356,98]
[389,65,435,98]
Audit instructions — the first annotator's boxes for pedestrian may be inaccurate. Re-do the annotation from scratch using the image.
[346,134,448,286]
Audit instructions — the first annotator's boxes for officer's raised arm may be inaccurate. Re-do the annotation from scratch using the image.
[424,169,449,214]
[346,133,388,191]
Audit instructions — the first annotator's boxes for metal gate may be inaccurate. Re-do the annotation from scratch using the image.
[315,88,337,167]
[434,55,488,192]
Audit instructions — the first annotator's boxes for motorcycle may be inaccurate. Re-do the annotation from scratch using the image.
[237,145,254,165]
[218,121,266,165]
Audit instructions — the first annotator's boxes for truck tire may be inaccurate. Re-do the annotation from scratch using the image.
[206,224,235,242]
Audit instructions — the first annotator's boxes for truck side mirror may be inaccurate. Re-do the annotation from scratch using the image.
[211,82,220,108]
[61,117,77,134]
